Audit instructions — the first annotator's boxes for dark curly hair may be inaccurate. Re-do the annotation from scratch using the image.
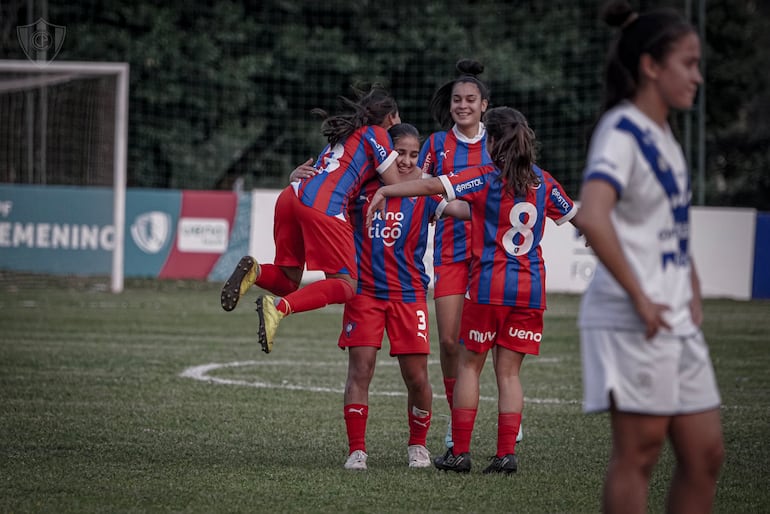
[312,85,399,147]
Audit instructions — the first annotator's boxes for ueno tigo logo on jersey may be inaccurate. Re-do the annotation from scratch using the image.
[455,177,483,194]
[131,211,170,254]
[368,136,388,160]
[368,210,404,247]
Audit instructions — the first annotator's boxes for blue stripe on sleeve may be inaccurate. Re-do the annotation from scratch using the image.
[584,171,623,197]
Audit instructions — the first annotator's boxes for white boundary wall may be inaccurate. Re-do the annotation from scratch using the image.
[249,190,757,301]
[541,205,756,300]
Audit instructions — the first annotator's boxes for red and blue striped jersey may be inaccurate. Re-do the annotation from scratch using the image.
[418,125,493,266]
[348,179,443,302]
[295,125,397,220]
[439,164,577,309]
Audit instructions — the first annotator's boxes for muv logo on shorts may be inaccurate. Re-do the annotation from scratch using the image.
[508,327,542,342]
[468,330,496,343]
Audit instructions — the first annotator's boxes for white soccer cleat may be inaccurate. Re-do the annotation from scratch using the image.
[408,444,431,468]
[344,449,368,471]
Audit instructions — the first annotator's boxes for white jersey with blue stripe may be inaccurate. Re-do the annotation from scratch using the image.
[578,101,697,335]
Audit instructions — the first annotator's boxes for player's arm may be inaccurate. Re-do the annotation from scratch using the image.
[438,199,471,220]
[288,158,317,182]
[566,208,591,248]
[378,159,402,186]
[366,177,445,227]
[689,258,703,326]
[369,126,400,186]
[579,178,670,338]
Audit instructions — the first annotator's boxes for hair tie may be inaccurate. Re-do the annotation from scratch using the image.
[621,12,639,29]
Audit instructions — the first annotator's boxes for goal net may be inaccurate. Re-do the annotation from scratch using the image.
[0,60,129,293]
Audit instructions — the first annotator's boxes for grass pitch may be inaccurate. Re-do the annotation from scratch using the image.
[0,278,768,513]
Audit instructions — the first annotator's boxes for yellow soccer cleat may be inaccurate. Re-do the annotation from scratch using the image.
[255,295,284,354]
[220,256,260,311]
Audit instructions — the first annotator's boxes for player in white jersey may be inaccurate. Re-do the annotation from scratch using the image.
[577,1,723,513]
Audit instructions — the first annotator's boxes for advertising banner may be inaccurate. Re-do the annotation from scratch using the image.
[0,185,243,280]
[0,185,114,274]
[1,185,767,299]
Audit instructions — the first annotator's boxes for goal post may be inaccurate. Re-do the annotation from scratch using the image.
[0,60,129,293]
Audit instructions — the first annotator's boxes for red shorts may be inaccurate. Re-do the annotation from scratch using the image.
[432,260,471,298]
[459,299,544,355]
[273,186,358,279]
[338,295,430,356]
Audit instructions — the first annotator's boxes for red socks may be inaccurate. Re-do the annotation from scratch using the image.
[344,403,368,453]
[346,403,431,451]
[497,412,522,457]
[278,278,355,315]
[451,408,477,454]
[255,264,300,297]
[408,406,432,446]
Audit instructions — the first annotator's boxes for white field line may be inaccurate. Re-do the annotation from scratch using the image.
[180,359,578,405]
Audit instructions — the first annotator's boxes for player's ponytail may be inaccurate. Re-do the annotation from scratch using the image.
[456,59,484,77]
[483,107,538,197]
[313,85,398,147]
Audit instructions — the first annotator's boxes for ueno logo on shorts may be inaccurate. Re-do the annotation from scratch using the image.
[455,178,483,194]
[508,327,542,342]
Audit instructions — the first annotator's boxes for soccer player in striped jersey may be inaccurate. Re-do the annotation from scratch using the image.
[367,106,583,474]
[339,123,447,471]
[578,2,723,511]
[220,86,402,354]
[418,59,498,449]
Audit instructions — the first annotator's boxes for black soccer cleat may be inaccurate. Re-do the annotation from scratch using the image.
[434,448,471,473]
[482,453,518,475]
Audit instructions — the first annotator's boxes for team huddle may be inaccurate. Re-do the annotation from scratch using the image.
[220,1,724,512]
